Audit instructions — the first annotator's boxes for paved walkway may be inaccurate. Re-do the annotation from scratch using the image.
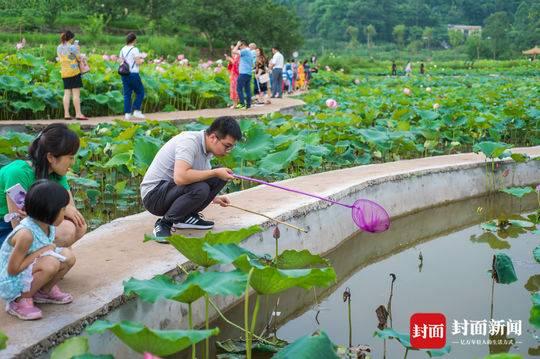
[0,97,305,127]
[1,146,539,358]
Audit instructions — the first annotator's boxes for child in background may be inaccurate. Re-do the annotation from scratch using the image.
[285,62,294,94]
[0,180,76,320]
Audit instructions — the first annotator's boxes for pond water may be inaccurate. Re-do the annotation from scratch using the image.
[210,193,539,359]
[75,192,538,359]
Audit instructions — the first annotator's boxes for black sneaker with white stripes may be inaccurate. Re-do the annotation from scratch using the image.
[153,219,171,242]
[173,213,214,230]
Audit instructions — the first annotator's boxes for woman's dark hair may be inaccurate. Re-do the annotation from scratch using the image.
[25,180,70,225]
[28,123,80,179]
[206,116,242,141]
[60,30,75,43]
[126,32,137,44]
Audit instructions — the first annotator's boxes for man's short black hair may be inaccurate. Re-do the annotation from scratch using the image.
[25,179,70,225]
[206,116,242,141]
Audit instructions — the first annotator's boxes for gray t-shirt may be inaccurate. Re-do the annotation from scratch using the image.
[140,130,213,199]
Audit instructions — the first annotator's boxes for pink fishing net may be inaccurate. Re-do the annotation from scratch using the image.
[352,199,390,233]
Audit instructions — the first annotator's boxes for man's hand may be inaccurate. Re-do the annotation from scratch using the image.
[213,168,235,181]
[212,196,230,207]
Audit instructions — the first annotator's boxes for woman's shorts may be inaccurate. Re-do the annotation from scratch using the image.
[62,74,83,89]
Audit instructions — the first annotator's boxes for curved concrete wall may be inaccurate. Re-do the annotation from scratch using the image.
[4,146,539,358]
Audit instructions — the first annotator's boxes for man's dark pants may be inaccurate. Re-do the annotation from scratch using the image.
[143,177,226,225]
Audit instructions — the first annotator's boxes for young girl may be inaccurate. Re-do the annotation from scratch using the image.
[0,180,76,320]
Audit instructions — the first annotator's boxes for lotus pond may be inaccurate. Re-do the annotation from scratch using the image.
[0,64,538,230]
[43,190,538,359]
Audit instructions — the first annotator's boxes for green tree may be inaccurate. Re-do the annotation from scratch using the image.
[41,0,66,28]
[466,31,483,59]
[483,11,511,59]
[392,24,406,48]
[364,24,376,48]
[346,26,359,48]
[448,29,464,48]
[422,26,433,49]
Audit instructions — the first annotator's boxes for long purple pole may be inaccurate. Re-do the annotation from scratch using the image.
[233,174,352,209]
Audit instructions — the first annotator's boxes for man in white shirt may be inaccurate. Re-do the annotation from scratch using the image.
[269,46,284,98]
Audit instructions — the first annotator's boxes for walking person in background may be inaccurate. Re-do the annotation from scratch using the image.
[225,45,240,109]
[296,60,305,90]
[269,46,284,98]
[391,61,397,76]
[420,62,425,75]
[405,61,412,76]
[254,48,271,105]
[119,32,145,120]
[57,31,88,121]
[232,40,254,110]
[303,60,311,90]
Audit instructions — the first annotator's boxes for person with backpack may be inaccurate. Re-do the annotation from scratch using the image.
[119,33,145,120]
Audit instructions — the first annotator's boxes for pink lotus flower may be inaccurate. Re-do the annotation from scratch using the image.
[110,55,118,62]
[207,60,213,65]
[140,52,148,59]
[433,103,440,110]
[177,54,185,61]
[102,54,110,61]
[536,184,540,193]
[143,353,162,359]
[156,66,165,74]
[403,88,411,96]
[15,38,26,50]
[502,169,510,177]
[154,59,162,64]
[214,67,222,73]
[326,98,338,108]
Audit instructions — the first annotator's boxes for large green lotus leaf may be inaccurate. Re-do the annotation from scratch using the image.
[483,354,523,359]
[534,246,540,263]
[115,126,139,141]
[124,270,247,304]
[0,330,6,350]
[275,250,329,269]
[529,292,540,330]
[150,226,261,267]
[233,126,273,161]
[510,153,529,163]
[260,141,303,173]
[248,266,336,295]
[204,243,336,295]
[67,176,100,188]
[417,109,440,121]
[11,99,46,113]
[133,136,161,173]
[104,152,132,168]
[469,232,510,250]
[90,94,109,105]
[0,75,24,90]
[374,328,451,357]
[202,243,259,268]
[51,336,88,359]
[273,331,339,359]
[73,354,114,359]
[473,141,511,158]
[86,320,219,356]
[500,187,534,198]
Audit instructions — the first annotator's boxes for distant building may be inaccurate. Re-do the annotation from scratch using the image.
[447,25,482,37]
